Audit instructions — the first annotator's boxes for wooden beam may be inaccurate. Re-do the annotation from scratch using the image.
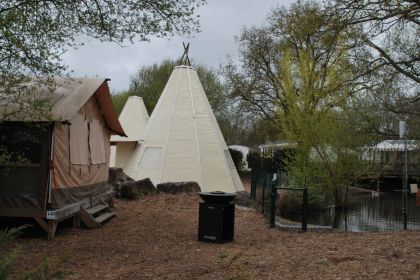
[47,220,58,240]
[34,217,48,233]
[34,217,58,240]
[178,42,191,66]
[73,213,81,228]
[80,208,101,229]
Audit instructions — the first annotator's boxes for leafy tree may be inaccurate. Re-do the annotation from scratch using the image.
[0,1,205,274]
[0,0,205,120]
[225,1,377,206]
[224,115,282,146]
[279,44,374,205]
[126,59,229,119]
[126,59,174,115]
[224,1,419,149]
[111,91,131,116]
[224,1,362,119]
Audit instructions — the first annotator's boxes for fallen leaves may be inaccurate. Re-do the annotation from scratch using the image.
[4,192,420,280]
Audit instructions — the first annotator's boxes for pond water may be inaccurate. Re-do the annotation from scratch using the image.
[281,193,420,232]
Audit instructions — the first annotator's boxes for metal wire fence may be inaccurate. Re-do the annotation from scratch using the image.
[251,169,420,232]
[251,170,309,231]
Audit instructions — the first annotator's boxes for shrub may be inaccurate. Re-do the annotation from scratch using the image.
[247,150,276,172]
[0,227,24,279]
[111,91,131,116]
[0,226,69,279]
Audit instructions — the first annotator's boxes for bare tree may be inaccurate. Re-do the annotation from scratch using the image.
[329,0,420,84]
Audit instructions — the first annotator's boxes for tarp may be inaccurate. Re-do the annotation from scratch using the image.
[0,78,125,136]
[0,79,123,212]
[51,95,110,208]
[124,66,243,193]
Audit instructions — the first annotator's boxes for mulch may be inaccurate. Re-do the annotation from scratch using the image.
[5,192,420,279]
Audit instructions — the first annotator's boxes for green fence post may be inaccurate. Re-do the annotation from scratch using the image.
[270,180,277,228]
[302,188,308,232]
[261,172,266,214]
[250,169,255,199]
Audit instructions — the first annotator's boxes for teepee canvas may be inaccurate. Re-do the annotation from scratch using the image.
[124,65,243,193]
[110,96,149,168]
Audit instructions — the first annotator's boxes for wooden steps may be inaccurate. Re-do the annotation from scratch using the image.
[95,212,115,224]
[80,203,116,229]
[86,204,108,215]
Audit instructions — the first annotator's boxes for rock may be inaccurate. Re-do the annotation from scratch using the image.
[234,191,255,208]
[120,178,156,199]
[108,168,135,197]
[108,167,134,186]
[156,181,201,194]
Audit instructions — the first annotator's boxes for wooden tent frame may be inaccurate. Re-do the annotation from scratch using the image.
[178,42,191,66]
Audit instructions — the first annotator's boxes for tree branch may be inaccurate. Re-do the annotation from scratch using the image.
[366,39,420,84]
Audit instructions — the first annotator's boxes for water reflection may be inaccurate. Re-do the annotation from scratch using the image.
[281,194,420,232]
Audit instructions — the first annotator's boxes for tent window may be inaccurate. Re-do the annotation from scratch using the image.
[139,147,162,168]
[89,119,106,164]
[70,114,89,165]
[0,126,43,166]
[224,150,236,170]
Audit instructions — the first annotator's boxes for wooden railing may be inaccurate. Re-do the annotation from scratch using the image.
[371,162,420,176]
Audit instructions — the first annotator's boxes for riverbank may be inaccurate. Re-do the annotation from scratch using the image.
[5,193,420,279]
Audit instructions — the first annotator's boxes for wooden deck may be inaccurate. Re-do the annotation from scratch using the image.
[1,191,114,240]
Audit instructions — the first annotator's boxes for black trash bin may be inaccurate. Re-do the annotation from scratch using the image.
[198,191,236,243]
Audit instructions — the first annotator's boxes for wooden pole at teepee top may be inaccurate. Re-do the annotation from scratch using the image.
[178,42,191,66]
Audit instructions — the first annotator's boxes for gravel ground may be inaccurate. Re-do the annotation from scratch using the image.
[5,192,420,280]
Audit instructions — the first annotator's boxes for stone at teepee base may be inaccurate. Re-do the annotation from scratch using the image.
[234,191,255,208]
[156,182,201,194]
[121,178,156,199]
[109,168,135,197]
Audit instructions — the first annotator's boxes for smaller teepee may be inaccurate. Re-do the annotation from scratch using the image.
[110,96,149,168]
[124,44,243,193]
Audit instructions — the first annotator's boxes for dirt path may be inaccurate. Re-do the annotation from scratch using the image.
[6,193,420,279]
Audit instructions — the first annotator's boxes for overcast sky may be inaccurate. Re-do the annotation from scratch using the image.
[62,0,293,93]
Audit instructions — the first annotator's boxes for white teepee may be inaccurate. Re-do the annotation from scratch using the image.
[110,96,149,168]
[123,65,243,193]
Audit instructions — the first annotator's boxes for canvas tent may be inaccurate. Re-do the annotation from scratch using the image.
[110,96,149,168]
[124,65,243,193]
[0,78,125,238]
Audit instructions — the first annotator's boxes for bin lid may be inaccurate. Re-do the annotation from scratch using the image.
[199,191,236,204]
